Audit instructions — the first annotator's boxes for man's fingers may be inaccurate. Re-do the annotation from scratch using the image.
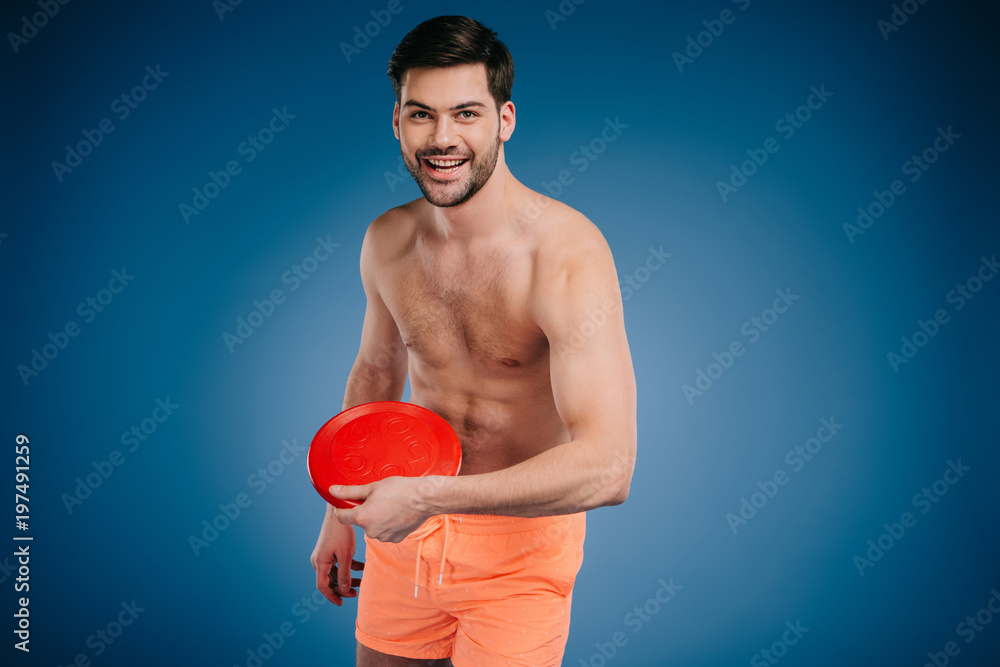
[314,553,364,605]
[324,565,348,606]
[315,556,333,592]
[339,558,364,595]
[315,560,343,606]
[334,505,360,525]
[330,484,371,502]
[339,577,363,599]
[337,555,354,595]
[321,588,344,606]
[330,483,377,526]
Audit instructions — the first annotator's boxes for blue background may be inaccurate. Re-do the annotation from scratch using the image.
[4,0,999,665]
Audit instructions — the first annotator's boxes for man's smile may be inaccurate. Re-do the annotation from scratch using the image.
[423,157,469,178]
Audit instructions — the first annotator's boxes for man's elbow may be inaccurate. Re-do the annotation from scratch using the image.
[606,475,632,506]
[598,448,634,507]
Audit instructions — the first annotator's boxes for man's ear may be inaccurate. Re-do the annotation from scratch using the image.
[499,100,516,142]
[392,101,400,140]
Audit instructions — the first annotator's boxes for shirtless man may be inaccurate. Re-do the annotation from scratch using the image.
[310,15,636,667]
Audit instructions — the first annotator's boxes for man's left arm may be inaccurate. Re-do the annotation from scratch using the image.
[427,229,637,516]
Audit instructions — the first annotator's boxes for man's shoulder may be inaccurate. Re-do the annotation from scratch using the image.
[363,198,425,259]
[525,194,622,331]
[528,194,613,270]
[369,198,424,236]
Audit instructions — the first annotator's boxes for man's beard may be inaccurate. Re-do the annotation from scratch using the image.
[402,131,501,208]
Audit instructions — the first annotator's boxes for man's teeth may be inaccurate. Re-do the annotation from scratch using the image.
[427,158,467,173]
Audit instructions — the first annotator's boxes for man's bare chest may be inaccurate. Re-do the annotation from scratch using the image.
[383,251,547,370]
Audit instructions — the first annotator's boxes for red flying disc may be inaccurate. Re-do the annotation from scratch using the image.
[307,401,462,509]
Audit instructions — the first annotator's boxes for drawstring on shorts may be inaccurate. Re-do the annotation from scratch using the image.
[410,515,459,597]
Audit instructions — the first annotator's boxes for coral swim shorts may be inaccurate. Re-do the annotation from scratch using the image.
[356,512,586,666]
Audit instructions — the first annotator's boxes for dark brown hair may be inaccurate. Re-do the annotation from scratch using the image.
[387,16,514,110]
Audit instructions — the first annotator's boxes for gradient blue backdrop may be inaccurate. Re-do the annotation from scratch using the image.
[4,1,999,665]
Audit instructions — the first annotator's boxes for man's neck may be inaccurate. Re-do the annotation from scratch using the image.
[429,161,521,243]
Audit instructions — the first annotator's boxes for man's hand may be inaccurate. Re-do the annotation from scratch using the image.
[310,510,363,606]
[332,476,436,543]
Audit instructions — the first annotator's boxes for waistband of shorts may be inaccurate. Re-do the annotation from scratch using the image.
[438,512,585,535]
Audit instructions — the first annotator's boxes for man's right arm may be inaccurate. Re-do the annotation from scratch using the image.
[342,218,408,408]
[311,217,408,605]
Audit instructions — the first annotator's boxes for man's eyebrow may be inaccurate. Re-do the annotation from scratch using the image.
[402,100,489,111]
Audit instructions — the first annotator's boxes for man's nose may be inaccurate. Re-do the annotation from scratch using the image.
[432,117,456,148]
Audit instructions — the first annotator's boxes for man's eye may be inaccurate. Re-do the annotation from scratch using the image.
[411,111,429,119]
[460,111,477,118]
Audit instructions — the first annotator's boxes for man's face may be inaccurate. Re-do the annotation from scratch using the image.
[393,63,511,208]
